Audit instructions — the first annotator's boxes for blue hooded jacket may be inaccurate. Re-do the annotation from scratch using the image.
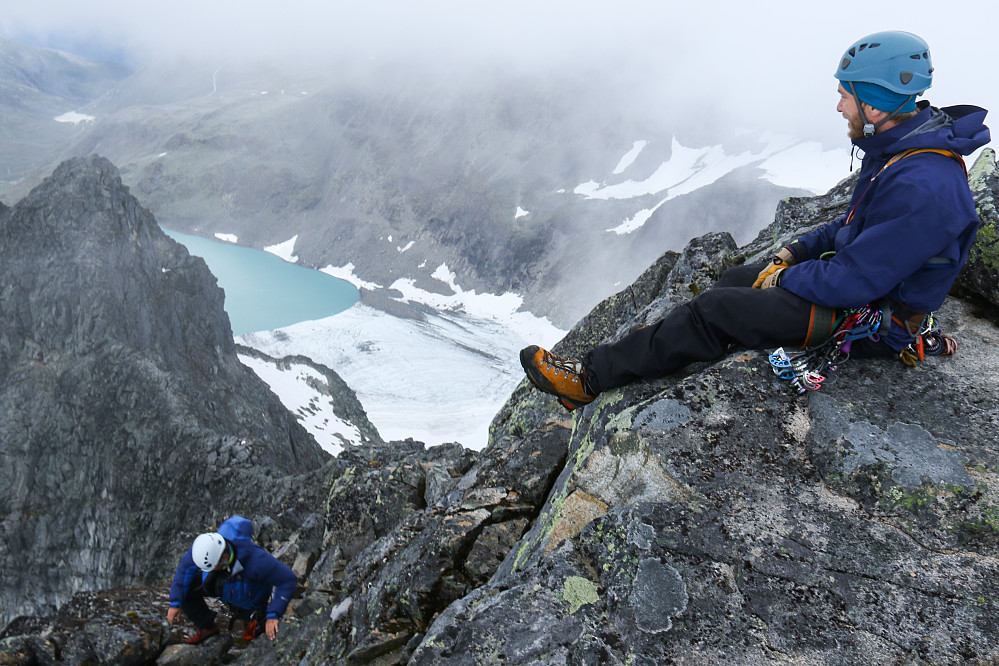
[169,516,297,621]
[779,102,990,350]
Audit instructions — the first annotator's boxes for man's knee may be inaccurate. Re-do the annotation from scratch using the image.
[715,262,766,289]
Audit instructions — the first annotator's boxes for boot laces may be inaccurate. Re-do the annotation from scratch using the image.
[542,350,583,383]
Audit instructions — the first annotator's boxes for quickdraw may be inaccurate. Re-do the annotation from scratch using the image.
[899,315,958,366]
[768,304,885,394]
[770,307,958,392]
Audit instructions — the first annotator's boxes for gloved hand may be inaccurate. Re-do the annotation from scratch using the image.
[753,246,797,289]
[758,267,786,289]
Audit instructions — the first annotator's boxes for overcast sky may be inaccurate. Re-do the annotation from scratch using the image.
[2,0,995,148]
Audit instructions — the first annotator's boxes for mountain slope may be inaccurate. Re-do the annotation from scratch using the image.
[0,37,129,182]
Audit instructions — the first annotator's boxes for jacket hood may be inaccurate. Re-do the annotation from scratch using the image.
[855,101,990,158]
[217,515,254,542]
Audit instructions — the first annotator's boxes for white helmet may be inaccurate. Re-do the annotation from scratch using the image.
[192,532,226,572]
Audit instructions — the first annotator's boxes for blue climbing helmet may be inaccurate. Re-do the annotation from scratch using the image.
[835,31,933,135]
[835,30,933,95]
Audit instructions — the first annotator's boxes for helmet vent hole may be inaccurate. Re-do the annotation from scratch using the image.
[849,47,857,57]
[869,43,881,48]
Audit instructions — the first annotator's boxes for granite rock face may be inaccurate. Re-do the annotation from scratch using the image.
[3,150,999,665]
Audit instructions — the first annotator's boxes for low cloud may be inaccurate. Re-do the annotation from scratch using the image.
[2,0,995,149]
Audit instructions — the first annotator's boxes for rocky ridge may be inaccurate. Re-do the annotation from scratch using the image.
[2,150,999,664]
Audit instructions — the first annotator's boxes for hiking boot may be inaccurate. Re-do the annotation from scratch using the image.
[520,346,596,409]
[185,623,219,645]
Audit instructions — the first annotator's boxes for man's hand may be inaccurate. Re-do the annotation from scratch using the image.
[167,607,182,626]
[753,246,796,288]
[266,618,279,640]
[759,267,786,289]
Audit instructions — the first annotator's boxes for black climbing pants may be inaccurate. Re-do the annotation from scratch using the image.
[180,576,219,630]
[181,574,263,630]
[583,263,894,393]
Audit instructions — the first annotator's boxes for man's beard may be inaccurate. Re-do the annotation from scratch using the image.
[847,113,866,141]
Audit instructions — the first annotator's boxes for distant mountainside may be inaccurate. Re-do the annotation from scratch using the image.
[0,48,816,327]
[0,36,130,181]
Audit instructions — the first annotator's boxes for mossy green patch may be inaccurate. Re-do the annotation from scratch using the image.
[326,466,358,506]
[959,503,999,536]
[563,576,599,614]
[969,219,999,273]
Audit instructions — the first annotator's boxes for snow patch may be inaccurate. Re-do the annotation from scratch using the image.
[613,140,648,174]
[397,241,415,253]
[214,233,238,243]
[239,300,563,451]
[431,263,458,289]
[265,236,299,263]
[238,354,360,456]
[758,142,852,194]
[54,111,95,125]
[576,135,761,201]
[576,133,848,205]
[321,263,382,291]
[391,263,563,344]
[606,198,669,235]
[515,207,530,219]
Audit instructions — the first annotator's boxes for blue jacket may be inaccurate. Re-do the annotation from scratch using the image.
[780,103,990,350]
[169,516,297,620]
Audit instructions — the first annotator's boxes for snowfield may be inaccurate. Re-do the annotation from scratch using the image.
[239,301,562,452]
[238,263,563,452]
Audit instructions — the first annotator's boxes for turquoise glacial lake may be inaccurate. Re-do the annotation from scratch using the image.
[165,230,360,336]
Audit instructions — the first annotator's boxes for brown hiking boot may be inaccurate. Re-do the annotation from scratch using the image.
[185,623,219,645]
[520,346,596,410]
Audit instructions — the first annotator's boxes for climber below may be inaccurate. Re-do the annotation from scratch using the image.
[166,515,297,644]
[520,30,990,410]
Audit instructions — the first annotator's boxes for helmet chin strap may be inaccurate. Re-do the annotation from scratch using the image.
[848,82,914,137]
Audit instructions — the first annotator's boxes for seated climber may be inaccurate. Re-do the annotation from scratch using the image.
[521,30,990,410]
[166,515,297,644]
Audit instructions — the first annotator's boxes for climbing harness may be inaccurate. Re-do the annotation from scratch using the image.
[769,307,957,393]
[769,304,886,394]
